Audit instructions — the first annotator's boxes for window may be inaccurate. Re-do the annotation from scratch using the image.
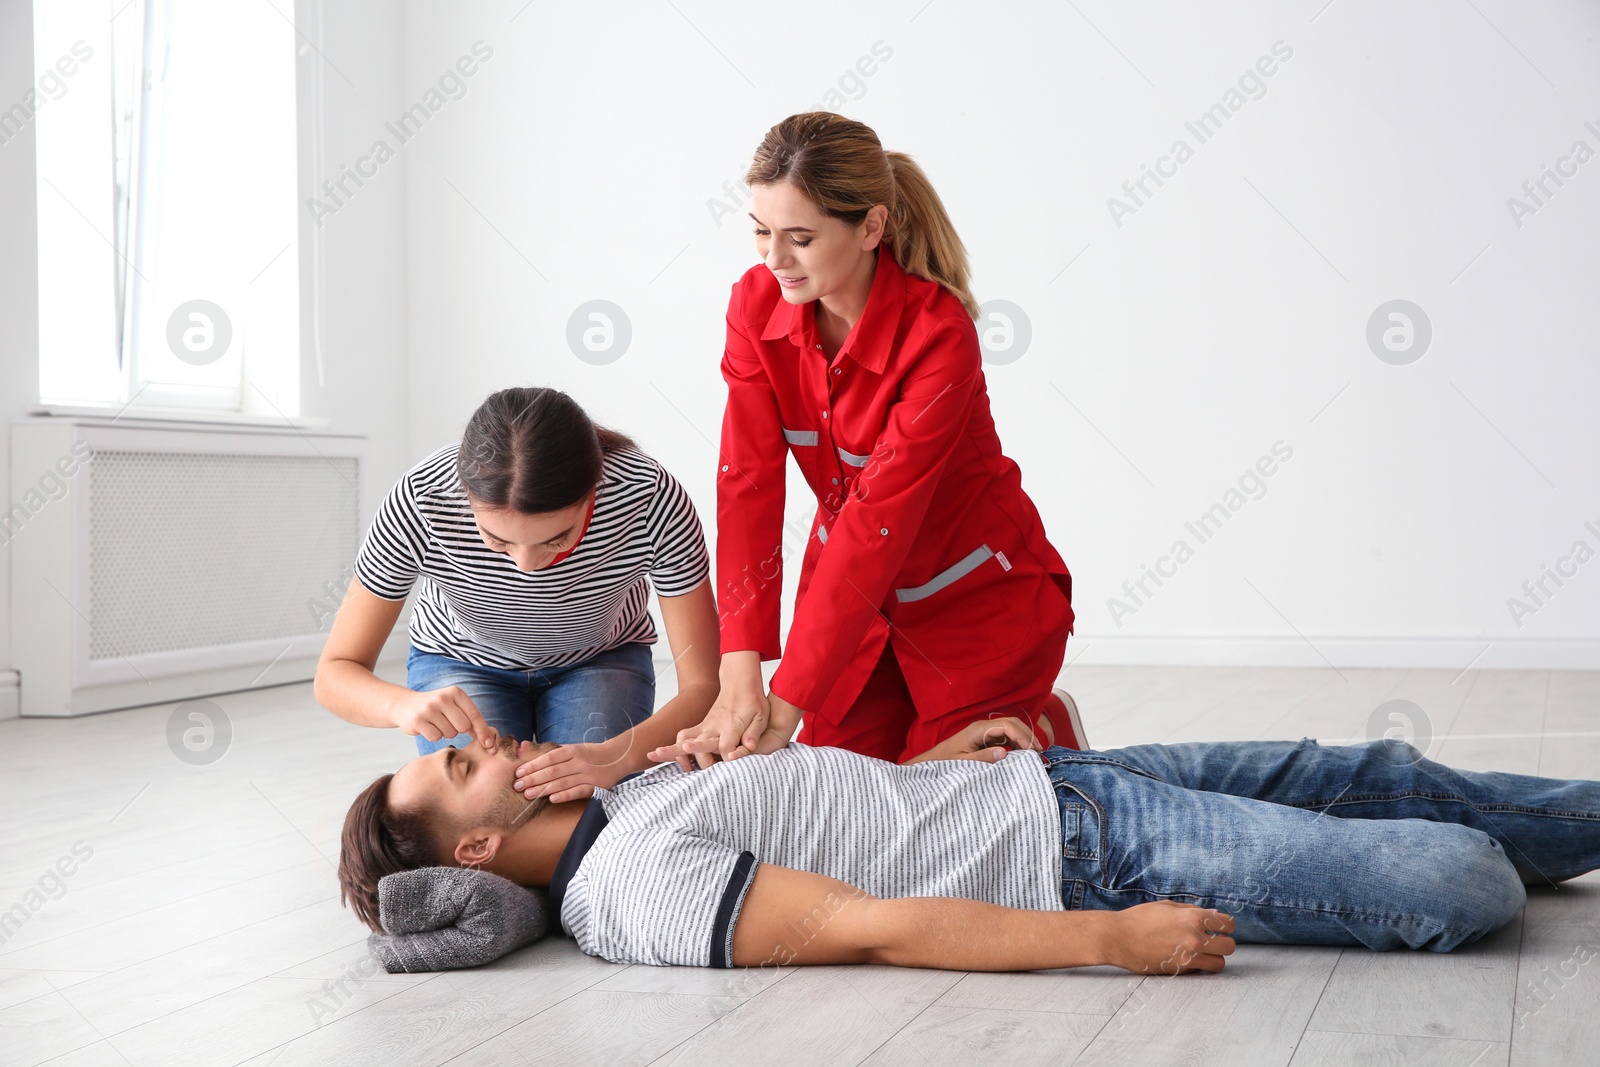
[33,0,300,418]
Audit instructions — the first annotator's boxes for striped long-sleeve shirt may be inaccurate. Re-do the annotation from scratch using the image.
[355,444,709,670]
[552,743,1064,967]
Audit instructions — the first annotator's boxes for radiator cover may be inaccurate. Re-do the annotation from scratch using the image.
[8,420,367,716]
[88,450,358,659]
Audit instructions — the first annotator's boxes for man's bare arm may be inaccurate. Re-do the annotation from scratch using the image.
[903,716,1042,765]
[730,863,1237,974]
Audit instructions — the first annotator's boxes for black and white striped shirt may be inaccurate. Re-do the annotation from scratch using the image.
[553,743,1064,967]
[354,444,710,670]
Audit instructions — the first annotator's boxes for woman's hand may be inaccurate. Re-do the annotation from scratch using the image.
[648,682,771,768]
[389,686,499,750]
[646,687,800,771]
[648,652,770,766]
[1100,901,1237,975]
[905,716,1042,764]
[513,740,630,803]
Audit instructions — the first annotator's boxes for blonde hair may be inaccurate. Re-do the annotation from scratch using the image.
[744,112,977,319]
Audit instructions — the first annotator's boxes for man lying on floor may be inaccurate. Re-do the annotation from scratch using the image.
[337,718,1600,976]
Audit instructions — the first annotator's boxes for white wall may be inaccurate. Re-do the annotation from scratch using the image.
[0,0,414,699]
[0,0,41,714]
[15,1,1592,682]
[393,0,1600,671]
[297,0,414,502]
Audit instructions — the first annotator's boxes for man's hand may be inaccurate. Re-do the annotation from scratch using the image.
[905,716,1043,764]
[513,739,631,803]
[1101,901,1237,975]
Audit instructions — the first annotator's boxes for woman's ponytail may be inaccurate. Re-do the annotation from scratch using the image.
[883,150,977,319]
[745,112,978,319]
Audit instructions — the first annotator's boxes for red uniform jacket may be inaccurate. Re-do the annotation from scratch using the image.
[716,246,1074,726]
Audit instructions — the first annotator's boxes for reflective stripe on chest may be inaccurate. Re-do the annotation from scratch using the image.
[836,447,871,467]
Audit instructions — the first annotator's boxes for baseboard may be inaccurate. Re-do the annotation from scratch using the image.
[13,623,415,717]
[1063,635,1600,671]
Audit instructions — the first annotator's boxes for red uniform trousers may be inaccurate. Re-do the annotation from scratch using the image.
[795,638,1062,763]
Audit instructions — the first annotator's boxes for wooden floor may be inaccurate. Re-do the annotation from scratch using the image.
[2,665,1598,1066]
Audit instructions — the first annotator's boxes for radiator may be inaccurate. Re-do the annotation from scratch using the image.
[8,419,367,716]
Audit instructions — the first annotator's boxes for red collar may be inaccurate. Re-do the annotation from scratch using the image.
[759,245,904,374]
[545,491,596,567]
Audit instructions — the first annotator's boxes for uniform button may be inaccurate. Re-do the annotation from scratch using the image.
[879,527,889,536]
[831,477,839,485]
[822,412,828,419]
[815,344,823,350]
[720,464,729,472]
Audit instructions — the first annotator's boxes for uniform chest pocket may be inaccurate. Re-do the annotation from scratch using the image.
[836,445,872,468]
[787,425,877,475]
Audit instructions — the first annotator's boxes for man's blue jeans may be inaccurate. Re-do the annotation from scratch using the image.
[406,643,655,756]
[1044,737,1600,952]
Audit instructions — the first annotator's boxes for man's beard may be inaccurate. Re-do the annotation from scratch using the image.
[491,737,560,830]
[481,787,534,830]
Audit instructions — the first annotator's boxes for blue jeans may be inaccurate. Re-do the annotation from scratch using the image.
[1044,737,1600,952]
[405,642,655,756]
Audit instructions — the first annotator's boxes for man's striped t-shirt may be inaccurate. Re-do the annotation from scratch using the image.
[354,444,710,670]
[551,743,1065,967]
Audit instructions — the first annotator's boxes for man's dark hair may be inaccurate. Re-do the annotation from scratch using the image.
[338,769,553,933]
[457,386,636,514]
[338,774,443,933]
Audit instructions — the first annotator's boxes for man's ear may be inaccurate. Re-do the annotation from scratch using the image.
[453,828,506,868]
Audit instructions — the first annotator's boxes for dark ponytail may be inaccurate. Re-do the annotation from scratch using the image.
[457,387,636,514]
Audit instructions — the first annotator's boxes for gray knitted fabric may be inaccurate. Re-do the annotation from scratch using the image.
[366,866,549,973]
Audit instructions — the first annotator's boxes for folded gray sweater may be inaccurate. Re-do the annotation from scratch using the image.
[366,866,550,973]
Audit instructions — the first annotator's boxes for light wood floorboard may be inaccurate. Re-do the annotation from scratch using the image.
[0,666,1594,1066]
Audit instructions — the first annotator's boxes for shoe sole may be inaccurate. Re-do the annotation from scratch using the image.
[1047,687,1088,750]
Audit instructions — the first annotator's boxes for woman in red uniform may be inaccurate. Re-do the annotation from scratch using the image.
[656,112,1085,766]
